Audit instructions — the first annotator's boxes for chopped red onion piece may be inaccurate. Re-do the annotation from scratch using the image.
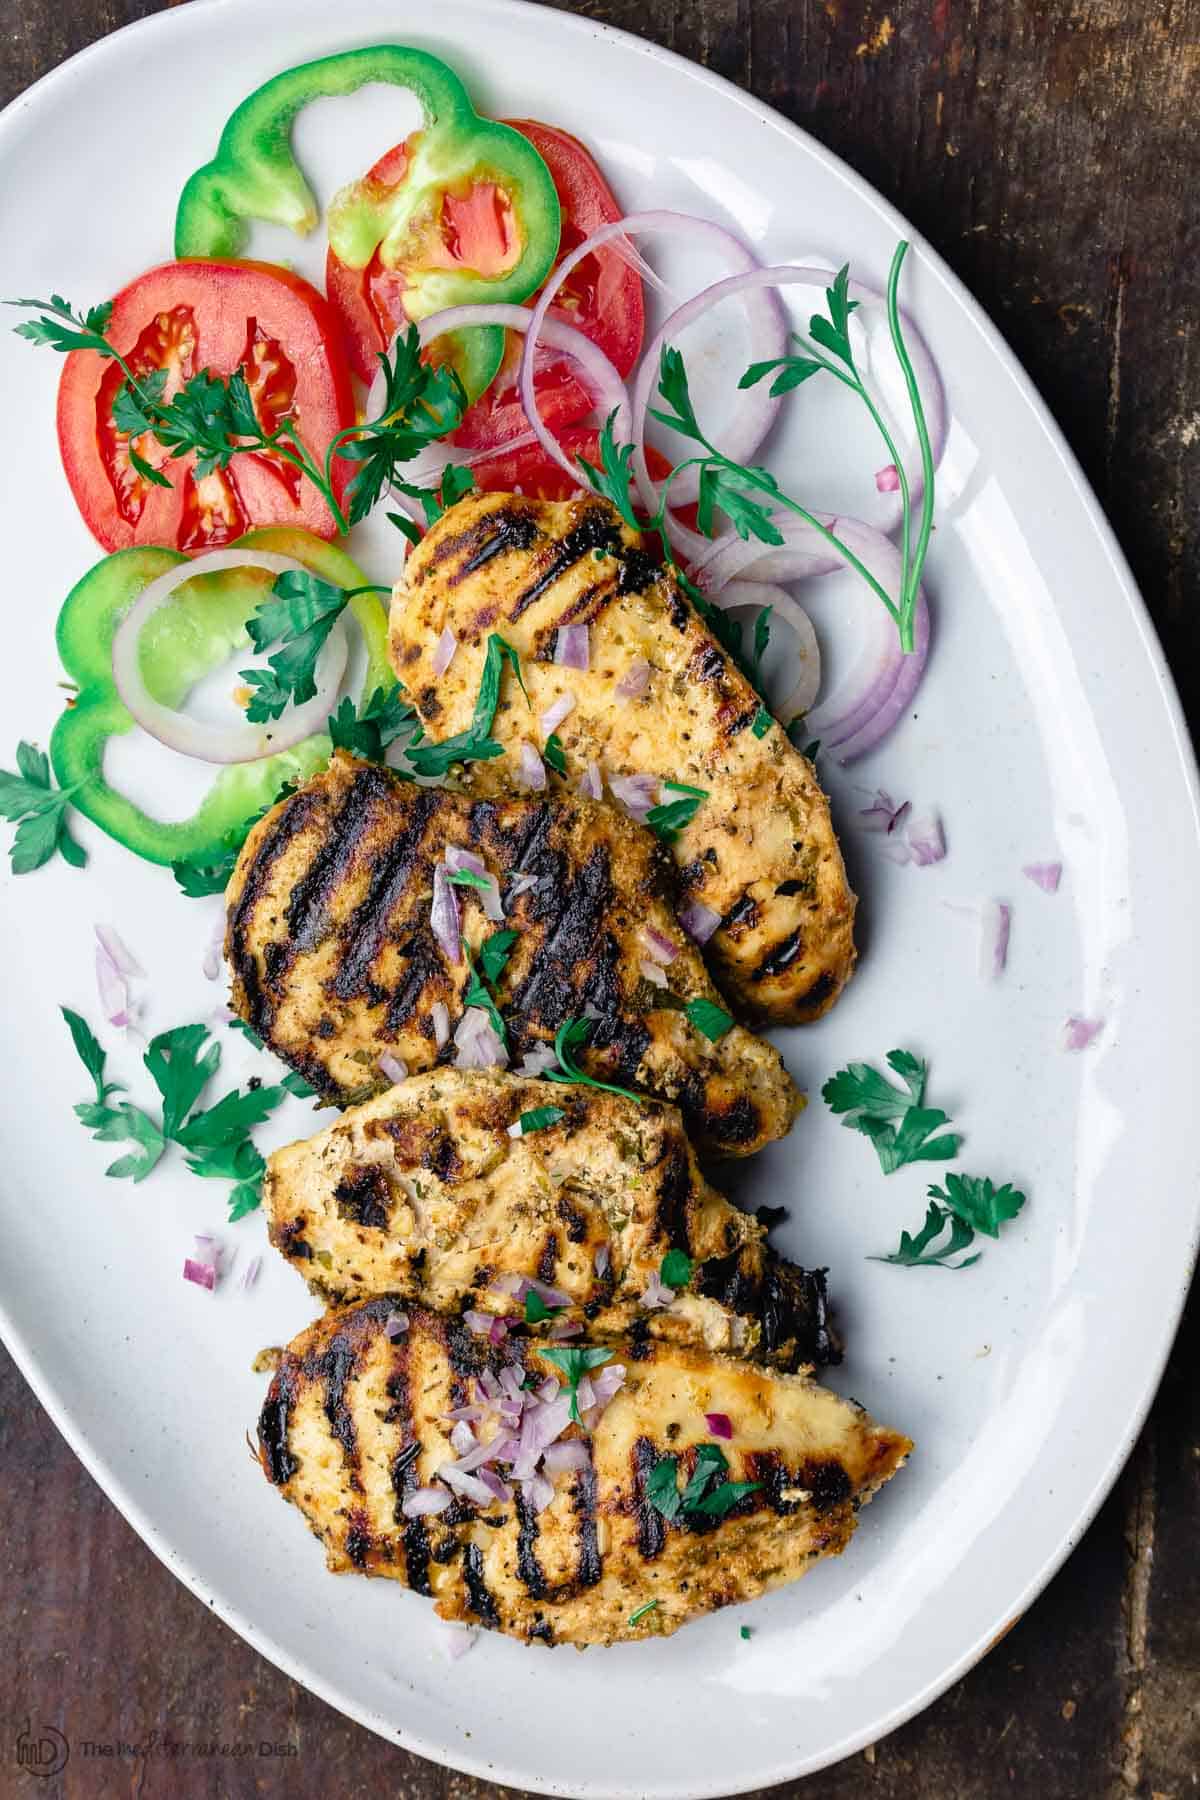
[431,625,459,677]
[498,1365,525,1399]
[638,958,669,989]
[875,463,901,493]
[594,1242,611,1278]
[477,1467,513,1504]
[403,1485,452,1519]
[859,790,911,835]
[192,1233,220,1266]
[464,1309,498,1337]
[437,1464,496,1506]
[95,938,132,1030]
[579,761,603,801]
[705,1412,734,1439]
[435,1620,478,1660]
[453,1006,508,1070]
[95,923,145,980]
[980,900,1011,980]
[431,1000,450,1051]
[431,862,462,963]
[450,1420,477,1457]
[640,926,678,965]
[239,1254,262,1292]
[384,1310,409,1339]
[906,811,946,866]
[517,1044,559,1077]
[378,1052,408,1086]
[608,772,657,819]
[543,1439,590,1473]
[555,623,591,671]
[641,1271,675,1309]
[678,899,721,945]
[550,1319,584,1341]
[539,693,575,736]
[537,1376,560,1405]
[1063,1015,1104,1052]
[530,1277,571,1308]
[523,1472,556,1513]
[510,1394,574,1481]
[589,1364,626,1408]
[490,1273,526,1299]
[445,845,503,922]
[183,1258,216,1292]
[478,1369,502,1400]
[201,910,225,983]
[444,1402,486,1424]
[575,1375,597,1413]
[616,657,651,700]
[1023,861,1062,893]
[445,845,485,878]
[518,741,547,791]
[456,1429,516,1473]
[508,870,538,899]
[488,1315,509,1346]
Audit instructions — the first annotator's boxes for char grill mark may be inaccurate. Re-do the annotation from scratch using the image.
[316,1338,362,1490]
[653,1145,693,1251]
[759,1261,838,1368]
[573,1463,603,1589]
[633,1436,667,1559]
[228,791,321,1033]
[453,507,540,580]
[580,931,652,1083]
[329,789,441,1002]
[552,580,609,631]
[509,844,613,1026]
[333,1164,393,1231]
[345,1509,373,1568]
[508,510,623,620]
[754,928,805,982]
[258,1364,299,1486]
[515,1488,547,1601]
[283,764,392,953]
[383,932,441,1032]
[617,548,660,595]
[537,1233,560,1285]
[387,1356,434,1596]
[462,1542,500,1626]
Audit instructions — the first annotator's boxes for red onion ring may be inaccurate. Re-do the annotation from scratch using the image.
[521,211,784,514]
[711,578,822,719]
[111,550,349,765]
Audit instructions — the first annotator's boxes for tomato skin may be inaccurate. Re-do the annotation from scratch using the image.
[57,260,356,555]
[470,429,673,503]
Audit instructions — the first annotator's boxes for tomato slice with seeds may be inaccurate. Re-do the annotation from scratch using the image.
[326,120,644,450]
[57,261,356,554]
[470,429,678,507]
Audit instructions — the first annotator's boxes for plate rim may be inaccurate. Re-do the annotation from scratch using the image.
[2,0,1198,1792]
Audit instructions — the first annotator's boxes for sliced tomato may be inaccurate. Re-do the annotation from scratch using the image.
[326,120,645,449]
[57,260,356,554]
[470,429,676,505]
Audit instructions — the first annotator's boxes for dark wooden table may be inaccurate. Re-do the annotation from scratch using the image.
[3,2,1198,1794]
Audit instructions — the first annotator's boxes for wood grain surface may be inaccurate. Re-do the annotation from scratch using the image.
[2,1,1198,1795]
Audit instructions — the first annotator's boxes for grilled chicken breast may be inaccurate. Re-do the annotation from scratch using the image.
[225,753,801,1157]
[258,1299,910,1646]
[389,491,857,1026]
[264,1068,836,1371]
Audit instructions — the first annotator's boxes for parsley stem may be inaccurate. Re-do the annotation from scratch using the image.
[886,241,935,655]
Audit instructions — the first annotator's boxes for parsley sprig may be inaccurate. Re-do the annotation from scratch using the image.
[389,463,477,545]
[579,243,933,654]
[405,633,527,778]
[872,1173,1028,1271]
[645,1442,762,1522]
[63,1009,300,1218]
[544,1016,644,1105]
[327,683,416,763]
[237,573,391,724]
[822,1048,960,1174]
[7,299,467,537]
[644,780,708,843]
[538,1345,614,1425]
[0,741,86,874]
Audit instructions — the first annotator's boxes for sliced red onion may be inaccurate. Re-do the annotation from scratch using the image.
[192,1232,220,1265]
[446,846,503,923]
[437,1463,497,1506]
[517,1043,559,1077]
[641,1271,675,1309]
[111,549,349,765]
[543,1439,590,1473]
[96,924,145,980]
[430,862,462,964]
[859,791,911,834]
[875,464,901,493]
[453,1007,508,1071]
[378,1052,409,1086]
[641,926,678,965]
[709,579,822,720]
[678,899,721,945]
[539,692,575,736]
[979,900,1011,980]
[639,958,669,989]
[431,1000,450,1051]
[705,1412,734,1439]
[690,514,841,594]
[536,1376,560,1405]
[1063,1016,1105,1052]
[403,1485,452,1519]
[588,1364,626,1409]
[444,1402,486,1425]
[616,657,650,700]
[608,772,657,820]
[498,1365,525,1400]
[804,518,932,762]
[455,1430,516,1474]
[555,623,591,672]
[1023,861,1062,894]
[518,741,547,791]
[906,811,946,866]
[478,1369,503,1400]
[95,937,133,1030]
[509,1393,575,1481]
[384,1310,409,1339]
[594,1242,611,1278]
[239,1255,262,1292]
[399,303,631,490]
[182,1258,216,1292]
[579,761,603,801]
[431,626,459,677]
[490,1272,525,1299]
[523,1472,556,1514]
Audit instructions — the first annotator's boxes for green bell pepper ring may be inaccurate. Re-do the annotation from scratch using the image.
[50,527,390,870]
[173,46,561,404]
